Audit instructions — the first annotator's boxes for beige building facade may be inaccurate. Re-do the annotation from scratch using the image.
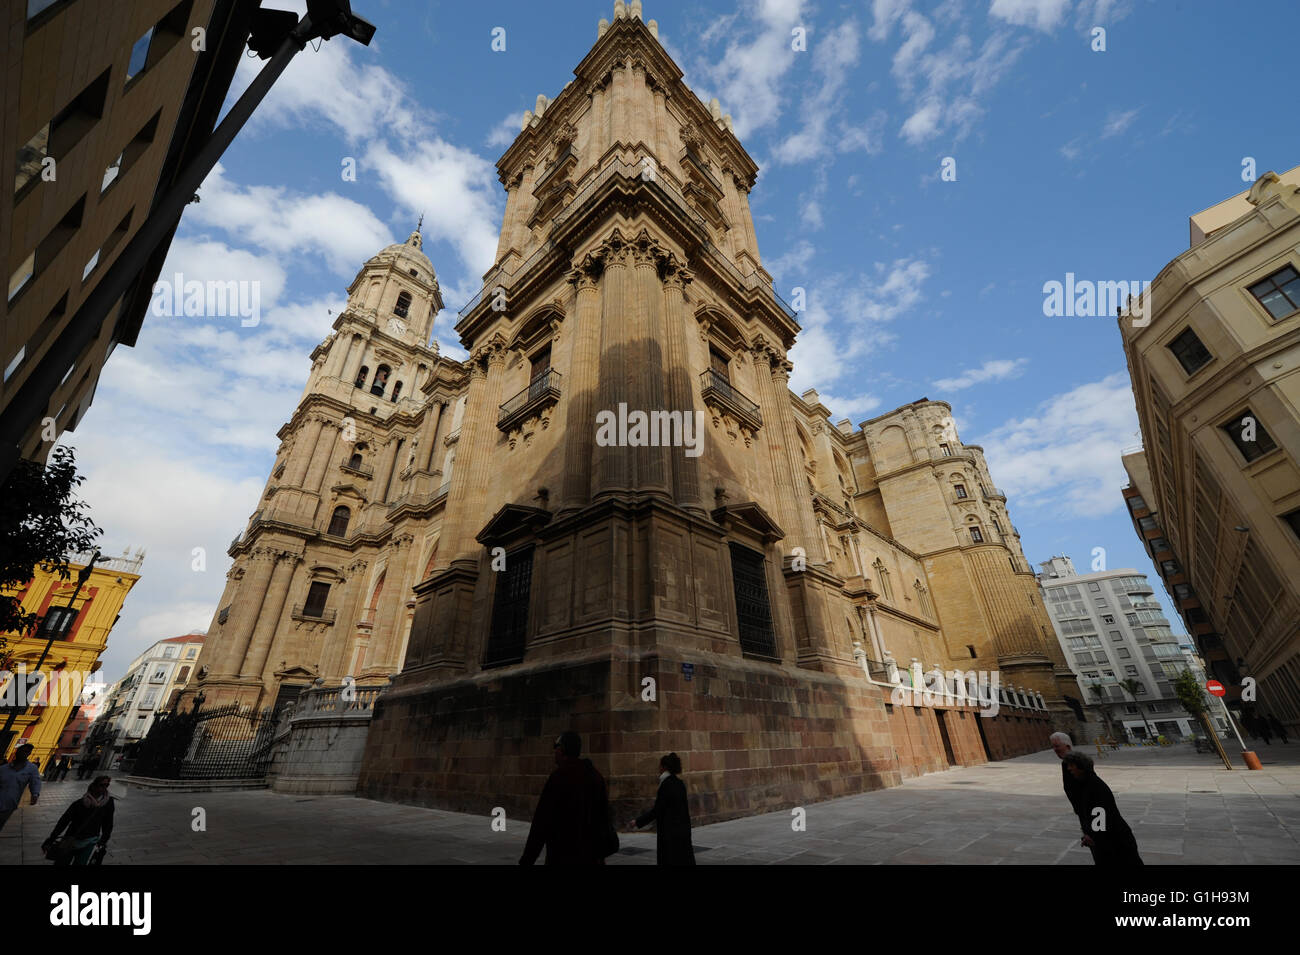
[188,2,1077,823]
[1119,166,1300,738]
[2,0,247,466]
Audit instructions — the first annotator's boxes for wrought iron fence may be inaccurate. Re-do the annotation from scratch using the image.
[132,702,281,780]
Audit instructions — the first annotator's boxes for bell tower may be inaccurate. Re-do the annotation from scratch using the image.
[184,226,452,713]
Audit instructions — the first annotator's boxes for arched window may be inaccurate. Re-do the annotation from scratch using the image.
[392,381,403,400]
[872,558,892,601]
[394,291,412,318]
[328,506,351,536]
[371,364,391,397]
[354,365,369,389]
[347,452,363,470]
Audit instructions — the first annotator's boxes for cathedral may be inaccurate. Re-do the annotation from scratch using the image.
[183,2,1080,825]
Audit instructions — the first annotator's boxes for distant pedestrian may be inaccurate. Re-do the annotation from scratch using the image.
[1267,714,1289,744]
[0,743,43,833]
[1256,716,1273,745]
[520,731,616,865]
[1062,752,1143,865]
[1050,732,1087,821]
[55,756,72,781]
[42,775,114,866]
[632,753,696,865]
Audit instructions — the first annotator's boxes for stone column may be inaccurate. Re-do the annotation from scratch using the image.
[737,184,761,264]
[653,87,669,171]
[342,335,367,387]
[561,251,604,511]
[420,399,444,472]
[367,534,419,675]
[318,557,369,680]
[631,231,669,495]
[661,256,700,510]
[438,340,507,565]
[373,436,402,504]
[285,415,325,488]
[306,419,342,496]
[326,331,354,378]
[586,82,607,172]
[243,552,300,682]
[751,342,824,561]
[594,232,632,497]
[214,547,277,679]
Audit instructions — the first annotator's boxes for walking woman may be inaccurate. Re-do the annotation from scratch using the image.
[632,753,696,865]
[42,775,114,866]
[1062,752,1143,865]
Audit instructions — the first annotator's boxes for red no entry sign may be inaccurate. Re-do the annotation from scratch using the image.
[1206,680,1225,697]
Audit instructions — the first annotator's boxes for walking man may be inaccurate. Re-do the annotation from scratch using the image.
[1050,731,1086,821]
[1063,752,1143,865]
[520,731,615,865]
[0,743,43,833]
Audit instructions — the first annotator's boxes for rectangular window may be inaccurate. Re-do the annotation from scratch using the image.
[970,527,983,543]
[1126,494,1147,512]
[1110,630,1123,642]
[992,518,1003,537]
[303,581,330,618]
[185,647,197,659]
[4,346,26,384]
[954,484,967,499]
[485,546,534,666]
[177,666,190,682]
[150,667,167,683]
[1247,265,1300,321]
[37,606,78,640]
[125,28,155,86]
[1283,508,1300,541]
[1118,647,1131,658]
[1102,615,1115,625]
[1088,582,1101,592]
[730,543,777,659]
[1095,597,1108,608]
[709,346,730,380]
[1167,327,1213,375]
[939,443,952,456]
[163,645,178,658]
[529,345,551,382]
[1220,409,1278,463]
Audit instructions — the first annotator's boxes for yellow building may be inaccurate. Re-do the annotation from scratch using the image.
[0,547,143,763]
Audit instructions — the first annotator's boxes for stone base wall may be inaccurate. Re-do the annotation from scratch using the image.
[358,647,1056,827]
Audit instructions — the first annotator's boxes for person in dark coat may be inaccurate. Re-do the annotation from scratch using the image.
[43,775,114,866]
[1062,752,1143,865]
[1256,715,1273,745]
[54,756,72,781]
[1050,732,1087,820]
[519,731,613,866]
[1267,714,1289,744]
[632,752,696,865]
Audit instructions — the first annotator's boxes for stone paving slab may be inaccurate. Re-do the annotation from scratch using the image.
[2,742,1297,864]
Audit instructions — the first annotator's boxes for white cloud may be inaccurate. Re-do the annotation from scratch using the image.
[1101,108,1139,138]
[365,139,502,280]
[817,391,884,420]
[975,372,1140,518]
[695,0,808,138]
[486,112,523,149]
[192,164,392,277]
[765,240,817,280]
[772,20,878,165]
[989,0,1072,32]
[933,357,1028,391]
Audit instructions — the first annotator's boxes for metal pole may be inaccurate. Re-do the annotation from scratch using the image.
[0,15,315,482]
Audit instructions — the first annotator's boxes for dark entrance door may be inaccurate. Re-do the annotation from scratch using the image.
[974,710,994,760]
[728,543,777,659]
[274,683,305,713]
[935,711,957,766]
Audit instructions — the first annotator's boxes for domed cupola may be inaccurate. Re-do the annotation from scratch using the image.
[345,222,445,343]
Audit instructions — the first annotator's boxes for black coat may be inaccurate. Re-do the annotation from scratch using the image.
[1062,758,1088,817]
[636,774,695,866]
[51,797,115,844]
[520,757,611,865]
[1074,772,1142,865]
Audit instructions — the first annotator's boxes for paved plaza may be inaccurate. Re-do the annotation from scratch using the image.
[3,743,1298,865]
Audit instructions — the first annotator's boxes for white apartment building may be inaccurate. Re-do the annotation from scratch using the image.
[96,632,204,756]
[1037,555,1230,741]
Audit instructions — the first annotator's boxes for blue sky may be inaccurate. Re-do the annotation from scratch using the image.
[66,0,1297,681]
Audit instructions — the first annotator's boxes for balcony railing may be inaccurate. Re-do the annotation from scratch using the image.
[291,605,337,625]
[982,486,1007,501]
[341,460,374,479]
[699,369,762,430]
[498,369,562,431]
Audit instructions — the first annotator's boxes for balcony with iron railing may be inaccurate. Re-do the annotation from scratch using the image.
[498,369,562,432]
[291,605,337,626]
[340,460,374,479]
[982,486,1007,501]
[699,369,762,431]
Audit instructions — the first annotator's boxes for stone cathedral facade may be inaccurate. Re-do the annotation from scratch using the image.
[185,3,1080,825]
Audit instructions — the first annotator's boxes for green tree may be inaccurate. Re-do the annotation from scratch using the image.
[1174,668,1210,716]
[0,446,102,647]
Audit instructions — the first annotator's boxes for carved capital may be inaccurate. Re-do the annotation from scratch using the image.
[551,122,577,153]
[567,249,605,291]
[680,123,703,152]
